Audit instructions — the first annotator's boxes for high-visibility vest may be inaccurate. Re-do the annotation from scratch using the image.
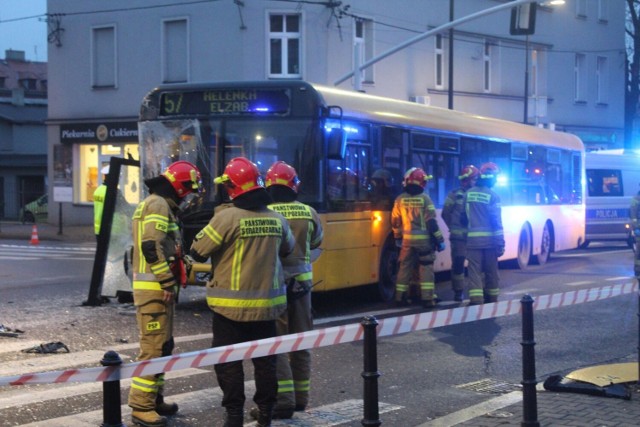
[93,185,107,235]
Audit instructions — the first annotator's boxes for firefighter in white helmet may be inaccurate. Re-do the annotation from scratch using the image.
[128,160,202,427]
[190,157,295,427]
[392,167,445,308]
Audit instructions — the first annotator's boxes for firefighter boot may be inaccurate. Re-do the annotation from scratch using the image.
[453,290,464,302]
[222,408,244,427]
[256,404,275,426]
[155,394,179,416]
[131,410,167,427]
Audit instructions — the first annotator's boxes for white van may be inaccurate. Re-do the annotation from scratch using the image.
[584,150,640,248]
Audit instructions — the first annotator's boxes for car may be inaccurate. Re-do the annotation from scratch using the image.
[19,194,48,223]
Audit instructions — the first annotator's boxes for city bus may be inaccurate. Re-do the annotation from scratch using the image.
[108,80,585,302]
[583,149,640,250]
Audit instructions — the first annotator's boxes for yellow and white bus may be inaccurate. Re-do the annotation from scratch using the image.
[131,80,585,301]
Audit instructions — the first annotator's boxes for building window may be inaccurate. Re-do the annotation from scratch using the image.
[91,25,117,88]
[162,18,189,83]
[353,18,374,84]
[19,78,37,90]
[576,0,587,18]
[77,143,140,203]
[597,0,608,23]
[435,34,444,89]
[0,76,6,88]
[574,53,586,102]
[40,80,47,91]
[268,13,301,78]
[483,40,492,93]
[596,56,608,104]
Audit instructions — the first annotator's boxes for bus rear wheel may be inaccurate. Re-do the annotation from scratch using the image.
[534,222,552,265]
[378,237,399,302]
[517,225,532,270]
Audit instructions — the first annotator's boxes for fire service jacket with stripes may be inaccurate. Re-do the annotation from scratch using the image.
[442,188,467,242]
[131,194,181,300]
[391,192,444,248]
[464,185,505,250]
[268,201,324,279]
[190,205,295,322]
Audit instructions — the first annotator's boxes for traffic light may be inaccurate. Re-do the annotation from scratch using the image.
[510,2,537,35]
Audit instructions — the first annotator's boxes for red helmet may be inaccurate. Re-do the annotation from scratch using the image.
[480,162,501,179]
[214,157,264,199]
[161,161,202,198]
[403,167,431,188]
[458,165,480,184]
[265,161,300,193]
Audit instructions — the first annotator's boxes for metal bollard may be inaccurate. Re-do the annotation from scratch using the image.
[101,350,125,427]
[520,295,539,427]
[361,315,381,427]
[637,291,640,389]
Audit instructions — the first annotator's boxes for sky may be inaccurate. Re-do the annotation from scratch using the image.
[0,0,48,62]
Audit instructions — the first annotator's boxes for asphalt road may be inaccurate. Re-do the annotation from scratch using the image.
[0,241,636,426]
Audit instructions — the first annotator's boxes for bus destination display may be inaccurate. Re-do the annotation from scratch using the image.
[159,89,290,116]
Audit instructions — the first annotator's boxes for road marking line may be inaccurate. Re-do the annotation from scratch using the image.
[564,281,593,287]
[605,276,632,281]
[415,391,522,427]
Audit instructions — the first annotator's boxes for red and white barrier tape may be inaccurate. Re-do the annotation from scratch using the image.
[1,282,636,386]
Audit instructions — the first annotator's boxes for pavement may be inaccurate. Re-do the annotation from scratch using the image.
[0,221,95,243]
[2,221,640,426]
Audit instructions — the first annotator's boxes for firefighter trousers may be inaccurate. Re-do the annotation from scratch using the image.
[466,247,500,304]
[276,278,313,410]
[212,312,278,413]
[635,237,640,279]
[128,298,174,411]
[450,239,467,292]
[395,245,436,302]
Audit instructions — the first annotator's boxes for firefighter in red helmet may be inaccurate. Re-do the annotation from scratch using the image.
[128,160,202,427]
[248,160,325,420]
[463,162,505,305]
[190,157,295,427]
[391,167,445,308]
[442,165,480,302]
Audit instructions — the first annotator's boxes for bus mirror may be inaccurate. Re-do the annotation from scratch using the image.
[327,129,346,160]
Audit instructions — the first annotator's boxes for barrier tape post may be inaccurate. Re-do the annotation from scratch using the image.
[361,315,381,427]
[100,351,125,427]
[520,295,539,427]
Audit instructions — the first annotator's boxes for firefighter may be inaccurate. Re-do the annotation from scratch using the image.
[464,162,505,305]
[93,166,109,241]
[128,160,202,427]
[189,157,295,427]
[392,167,445,308]
[629,189,640,280]
[442,165,480,302]
[259,161,324,419]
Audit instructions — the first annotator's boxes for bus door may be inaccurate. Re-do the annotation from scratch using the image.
[321,125,380,291]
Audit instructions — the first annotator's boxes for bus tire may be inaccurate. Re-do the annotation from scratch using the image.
[517,224,532,270]
[534,222,552,265]
[378,237,399,302]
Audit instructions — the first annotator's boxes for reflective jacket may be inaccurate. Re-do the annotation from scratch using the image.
[391,192,444,248]
[630,194,640,229]
[464,185,504,249]
[190,206,295,322]
[442,187,467,241]
[131,194,180,303]
[268,201,324,280]
[93,184,107,235]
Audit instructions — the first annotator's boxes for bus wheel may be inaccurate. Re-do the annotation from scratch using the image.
[534,222,552,265]
[378,238,399,302]
[517,225,532,270]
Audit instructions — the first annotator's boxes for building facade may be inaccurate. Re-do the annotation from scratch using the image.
[0,49,47,221]
[46,0,625,225]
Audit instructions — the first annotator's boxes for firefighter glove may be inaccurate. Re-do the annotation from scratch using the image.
[183,254,195,275]
[634,228,640,237]
[437,242,446,252]
[395,239,402,248]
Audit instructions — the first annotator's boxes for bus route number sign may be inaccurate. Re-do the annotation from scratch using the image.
[159,89,290,116]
